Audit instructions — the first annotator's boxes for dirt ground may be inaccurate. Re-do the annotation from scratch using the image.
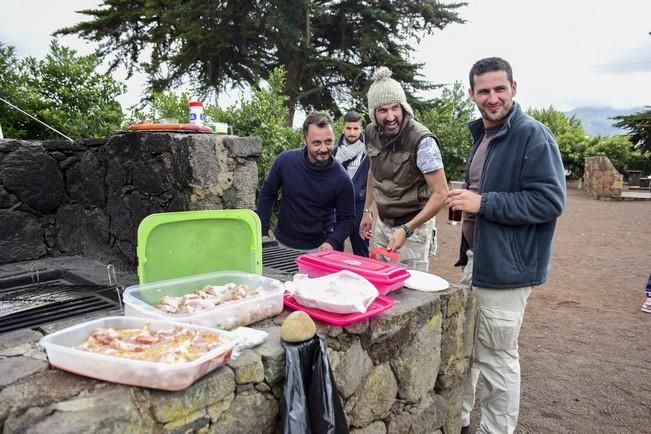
[429,186,651,434]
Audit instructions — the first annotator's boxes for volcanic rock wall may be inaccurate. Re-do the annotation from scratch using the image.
[0,133,261,267]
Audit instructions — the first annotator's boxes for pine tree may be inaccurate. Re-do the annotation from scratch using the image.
[614,108,651,152]
[58,0,465,125]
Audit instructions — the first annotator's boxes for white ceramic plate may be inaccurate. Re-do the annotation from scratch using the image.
[404,270,450,292]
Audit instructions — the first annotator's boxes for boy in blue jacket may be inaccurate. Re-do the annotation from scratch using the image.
[447,57,566,434]
[334,111,370,257]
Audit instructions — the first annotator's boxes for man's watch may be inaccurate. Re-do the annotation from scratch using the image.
[400,224,415,238]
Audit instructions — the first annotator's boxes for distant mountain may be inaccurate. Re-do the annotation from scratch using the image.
[565,106,646,137]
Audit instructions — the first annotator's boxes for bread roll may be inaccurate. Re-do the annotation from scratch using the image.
[280,311,316,343]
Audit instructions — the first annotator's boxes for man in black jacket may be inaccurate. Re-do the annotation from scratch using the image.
[334,111,370,257]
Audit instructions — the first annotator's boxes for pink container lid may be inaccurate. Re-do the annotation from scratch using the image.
[284,294,395,326]
[295,251,410,287]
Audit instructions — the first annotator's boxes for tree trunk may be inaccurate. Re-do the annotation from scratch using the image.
[283,58,301,128]
[285,100,296,128]
[278,3,311,128]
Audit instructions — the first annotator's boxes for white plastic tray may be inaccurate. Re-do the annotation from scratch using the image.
[285,271,379,314]
[39,316,236,391]
[123,271,284,330]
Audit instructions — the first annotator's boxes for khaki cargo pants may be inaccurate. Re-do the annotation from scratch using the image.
[461,250,532,434]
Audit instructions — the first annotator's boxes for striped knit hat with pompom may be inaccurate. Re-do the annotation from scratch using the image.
[367,66,414,123]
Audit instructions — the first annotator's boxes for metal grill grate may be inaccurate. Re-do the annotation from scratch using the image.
[261,242,302,274]
[0,270,119,334]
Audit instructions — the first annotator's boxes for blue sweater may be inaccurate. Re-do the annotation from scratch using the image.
[256,147,355,250]
[461,103,566,288]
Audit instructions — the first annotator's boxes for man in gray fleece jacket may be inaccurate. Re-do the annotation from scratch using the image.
[447,57,566,434]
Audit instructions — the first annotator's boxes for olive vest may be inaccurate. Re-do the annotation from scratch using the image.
[365,117,436,226]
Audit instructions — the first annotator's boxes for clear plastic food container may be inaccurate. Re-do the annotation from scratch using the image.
[39,316,236,391]
[123,271,284,330]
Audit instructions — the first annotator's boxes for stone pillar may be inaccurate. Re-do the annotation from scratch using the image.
[582,155,623,199]
[105,132,262,265]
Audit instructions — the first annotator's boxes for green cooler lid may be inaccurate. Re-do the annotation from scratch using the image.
[137,209,262,283]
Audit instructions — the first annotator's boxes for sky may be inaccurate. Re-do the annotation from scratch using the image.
[1,0,650,115]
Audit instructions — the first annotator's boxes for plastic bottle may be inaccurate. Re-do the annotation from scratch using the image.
[188,101,204,125]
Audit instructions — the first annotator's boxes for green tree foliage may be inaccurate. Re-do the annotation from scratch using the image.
[584,135,650,175]
[0,44,23,137]
[528,106,590,178]
[528,106,651,178]
[0,40,125,140]
[584,135,629,173]
[206,68,301,181]
[418,82,474,181]
[58,0,465,125]
[124,90,191,125]
[149,91,191,122]
[613,107,651,153]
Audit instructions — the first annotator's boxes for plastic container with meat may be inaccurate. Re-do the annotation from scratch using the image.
[39,316,236,391]
[123,271,284,330]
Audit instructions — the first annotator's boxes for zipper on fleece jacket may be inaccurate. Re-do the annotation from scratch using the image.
[467,122,510,285]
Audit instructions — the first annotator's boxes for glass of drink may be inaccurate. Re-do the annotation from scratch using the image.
[447,181,465,225]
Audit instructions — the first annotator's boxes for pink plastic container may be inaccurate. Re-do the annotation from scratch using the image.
[284,294,395,326]
[295,251,410,295]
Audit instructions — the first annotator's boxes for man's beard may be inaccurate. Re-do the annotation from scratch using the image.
[382,122,402,138]
[344,136,361,144]
[312,152,331,165]
[479,101,513,124]
[382,122,400,137]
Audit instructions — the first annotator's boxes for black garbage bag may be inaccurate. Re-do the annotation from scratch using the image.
[282,335,349,434]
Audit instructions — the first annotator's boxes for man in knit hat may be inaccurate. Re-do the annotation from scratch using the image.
[359,67,449,271]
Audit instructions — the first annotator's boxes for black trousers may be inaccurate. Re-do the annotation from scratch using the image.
[349,202,369,257]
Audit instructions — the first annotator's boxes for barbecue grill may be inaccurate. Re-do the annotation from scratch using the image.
[261,241,301,274]
[0,268,120,333]
[1,242,303,333]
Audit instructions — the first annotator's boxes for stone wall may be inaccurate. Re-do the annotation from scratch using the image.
[582,155,623,199]
[0,285,476,434]
[0,133,261,267]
